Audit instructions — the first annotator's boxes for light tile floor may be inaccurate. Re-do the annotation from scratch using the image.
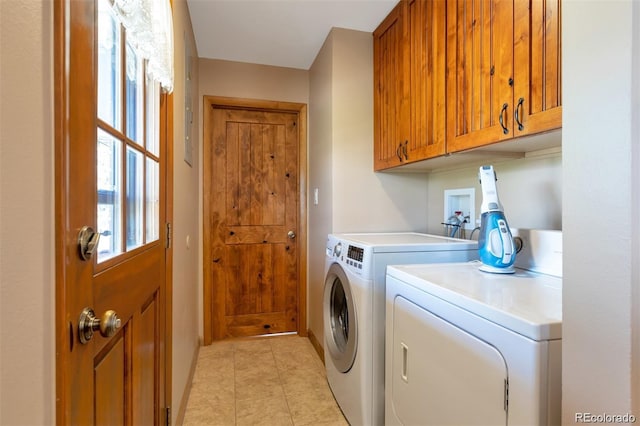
[182,334,348,426]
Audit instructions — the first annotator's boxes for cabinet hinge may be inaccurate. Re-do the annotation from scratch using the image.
[504,378,509,411]
[165,406,171,426]
[166,223,172,249]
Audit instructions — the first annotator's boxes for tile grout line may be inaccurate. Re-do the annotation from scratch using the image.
[270,337,297,426]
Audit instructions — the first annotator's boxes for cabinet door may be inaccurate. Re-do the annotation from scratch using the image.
[374,1,410,171]
[446,0,515,152]
[407,0,447,160]
[513,0,562,136]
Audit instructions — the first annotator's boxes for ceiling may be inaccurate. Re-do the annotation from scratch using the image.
[186,0,398,70]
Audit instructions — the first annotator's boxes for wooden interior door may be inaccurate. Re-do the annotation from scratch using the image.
[204,100,306,342]
[446,0,515,152]
[513,0,562,136]
[55,0,169,424]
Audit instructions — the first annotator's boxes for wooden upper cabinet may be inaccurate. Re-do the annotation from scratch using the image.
[374,1,410,171]
[374,0,562,170]
[446,0,515,152]
[407,0,447,162]
[447,0,562,153]
[513,0,562,137]
[374,0,447,171]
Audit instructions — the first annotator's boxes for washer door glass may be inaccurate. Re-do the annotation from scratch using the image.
[324,263,357,373]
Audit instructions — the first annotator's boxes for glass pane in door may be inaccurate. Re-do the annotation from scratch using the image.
[97,129,123,261]
[146,158,159,242]
[96,0,162,261]
[146,77,160,157]
[126,146,144,250]
[97,0,122,130]
[125,41,144,144]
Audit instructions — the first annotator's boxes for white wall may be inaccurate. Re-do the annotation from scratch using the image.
[633,1,640,417]
[171,1,201,424]
[199,58,309,104]
[330,29,430,234]
[0,1,55,424]
[308,31,334,342]
[425,151,562,235]
[563,0,639,420]
[307,28,429,344]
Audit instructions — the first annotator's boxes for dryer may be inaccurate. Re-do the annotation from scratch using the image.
[385,229,562,426]
[323,233,477,426]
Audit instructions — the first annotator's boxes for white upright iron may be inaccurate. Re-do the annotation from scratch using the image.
[478,165,516,273]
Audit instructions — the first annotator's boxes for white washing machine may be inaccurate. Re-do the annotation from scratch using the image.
[323,232,478,426]
[385,229,562,426]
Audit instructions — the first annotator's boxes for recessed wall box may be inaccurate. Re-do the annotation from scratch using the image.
[444,188,475,233]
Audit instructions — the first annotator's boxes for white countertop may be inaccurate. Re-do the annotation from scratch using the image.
[333,232,477,252]
[387,261,562,341]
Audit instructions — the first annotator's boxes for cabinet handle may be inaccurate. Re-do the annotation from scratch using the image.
[396,144,403,161]
[499,103,509,135]
[515,97,524,131]
[402,140,408,160]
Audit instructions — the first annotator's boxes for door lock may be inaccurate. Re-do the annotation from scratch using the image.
[77,226,100,260]
[78,307,121,344]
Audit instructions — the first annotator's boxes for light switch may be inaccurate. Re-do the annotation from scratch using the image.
[314,188,319,205]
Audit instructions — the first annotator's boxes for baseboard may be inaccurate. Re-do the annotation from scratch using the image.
[307,328,324,365]
[174,342,200,425]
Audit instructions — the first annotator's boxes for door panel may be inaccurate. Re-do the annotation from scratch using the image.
[135,297,159,426]
[225,244,289,316]
[206,107,300,340]
[95,337,126,426]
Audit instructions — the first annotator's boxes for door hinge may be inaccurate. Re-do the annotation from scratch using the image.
[165,406,171,426]
[504,378,509,411]
[166,223,172,249]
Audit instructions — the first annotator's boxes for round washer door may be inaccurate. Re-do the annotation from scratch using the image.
[323,262,357,373]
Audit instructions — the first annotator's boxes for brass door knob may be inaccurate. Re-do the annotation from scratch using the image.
[78,307,122,344]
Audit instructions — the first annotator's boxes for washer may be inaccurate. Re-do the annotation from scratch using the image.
[323,232,478,426]
[385,229,562,426]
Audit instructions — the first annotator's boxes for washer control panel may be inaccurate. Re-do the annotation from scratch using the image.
[326,234,372,278]
[346,245,364,270]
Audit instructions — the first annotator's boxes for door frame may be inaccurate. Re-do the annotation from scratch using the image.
[202,96,308,344]
[53,0,174,422]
